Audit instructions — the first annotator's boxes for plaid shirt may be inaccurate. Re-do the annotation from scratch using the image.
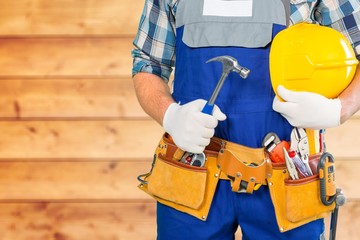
[132,0,360,82]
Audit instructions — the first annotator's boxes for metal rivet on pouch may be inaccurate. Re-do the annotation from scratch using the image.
[280,227,284,232]
[220,149,224,154]
[236,172,241,178]
[267,173,272,178]
[250,177,255,182]
[214,173,219,178]
[217,165,221,169]
[283,170,287,174]
[140,184,143,188]
[269,182,273,186]
[202,216,206,220]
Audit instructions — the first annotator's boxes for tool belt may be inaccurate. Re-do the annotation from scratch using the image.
[138,133,336,231]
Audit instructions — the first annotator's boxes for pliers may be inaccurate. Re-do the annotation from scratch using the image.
[290,127,313,176]
[290,127,309,157]
[283,147,299,180]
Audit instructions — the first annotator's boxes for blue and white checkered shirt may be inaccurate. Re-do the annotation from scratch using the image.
[132,0,360,82]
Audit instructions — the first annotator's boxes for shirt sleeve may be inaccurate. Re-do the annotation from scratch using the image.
[316,0,360,58]
[132,0,176,82]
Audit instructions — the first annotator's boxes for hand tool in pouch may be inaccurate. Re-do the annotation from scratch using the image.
[262,132,289,163]
[318,152,346,240]
[319,129,327,152]
[318,152,336,205]
[289,127,313,176]
[283,147,299,180]
[173,55,250,166]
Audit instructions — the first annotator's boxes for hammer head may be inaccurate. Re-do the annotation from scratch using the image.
[206,55,250,79]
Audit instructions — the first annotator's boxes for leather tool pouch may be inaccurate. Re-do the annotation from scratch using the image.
[137,133,222,221]
[267,153,335,232]
[217,147,272,194]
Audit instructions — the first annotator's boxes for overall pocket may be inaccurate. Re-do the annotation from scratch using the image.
[268,154,335,232]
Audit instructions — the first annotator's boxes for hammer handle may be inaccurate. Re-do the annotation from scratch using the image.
[202,102,214,115]
[172,103,213,161]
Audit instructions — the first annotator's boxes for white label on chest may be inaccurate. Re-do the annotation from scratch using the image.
[203,0,253,17]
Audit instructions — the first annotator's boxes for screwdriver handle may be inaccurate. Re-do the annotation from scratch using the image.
[173,102,214,161]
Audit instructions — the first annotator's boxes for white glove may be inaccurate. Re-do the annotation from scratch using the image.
[163,99,226,153]
[272,85,342,129]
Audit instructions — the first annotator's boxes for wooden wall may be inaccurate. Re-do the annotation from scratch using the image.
[0,1,358,239]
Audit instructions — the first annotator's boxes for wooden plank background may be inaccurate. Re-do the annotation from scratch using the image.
[0,0,358,239]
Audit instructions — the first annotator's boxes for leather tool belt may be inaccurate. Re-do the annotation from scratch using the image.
[138,132,336,231]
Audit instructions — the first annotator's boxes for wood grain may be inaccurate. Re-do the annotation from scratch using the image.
[0,202,157,240]
[326,119,360,158]
[0,201,359,239]
[0,0,144,36]
[0,160,151,201]
[0,78,146,119]
[0,38,134,77]
[0,120,163,159]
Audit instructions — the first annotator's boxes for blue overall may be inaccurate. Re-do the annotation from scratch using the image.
[157,2,324,239]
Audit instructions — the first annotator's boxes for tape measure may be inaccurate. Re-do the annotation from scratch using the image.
[318,152,337,206]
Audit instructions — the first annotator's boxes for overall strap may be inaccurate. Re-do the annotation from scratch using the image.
[281,0,291,26]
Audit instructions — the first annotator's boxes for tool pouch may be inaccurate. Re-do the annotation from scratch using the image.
[137,133,222,221]
[267,153,335,232]
[217,147,272,193]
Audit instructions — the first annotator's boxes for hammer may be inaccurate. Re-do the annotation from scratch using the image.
[202,55,250,114]
[173,55,250,162]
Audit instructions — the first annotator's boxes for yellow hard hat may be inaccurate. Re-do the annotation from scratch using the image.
[270,23,358,99]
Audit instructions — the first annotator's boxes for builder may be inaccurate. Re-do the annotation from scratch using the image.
[132,0,360,239]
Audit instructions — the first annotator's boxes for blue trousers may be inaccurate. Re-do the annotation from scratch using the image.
[157,180,324,240]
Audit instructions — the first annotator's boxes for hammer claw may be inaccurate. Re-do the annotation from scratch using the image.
[205,55,250,108]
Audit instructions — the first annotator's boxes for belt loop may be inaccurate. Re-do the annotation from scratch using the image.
[246,178,256,193]
[232,172,242,192]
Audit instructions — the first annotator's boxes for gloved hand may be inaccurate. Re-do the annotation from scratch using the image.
[272,85,342,129]
[163,99,226,153]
